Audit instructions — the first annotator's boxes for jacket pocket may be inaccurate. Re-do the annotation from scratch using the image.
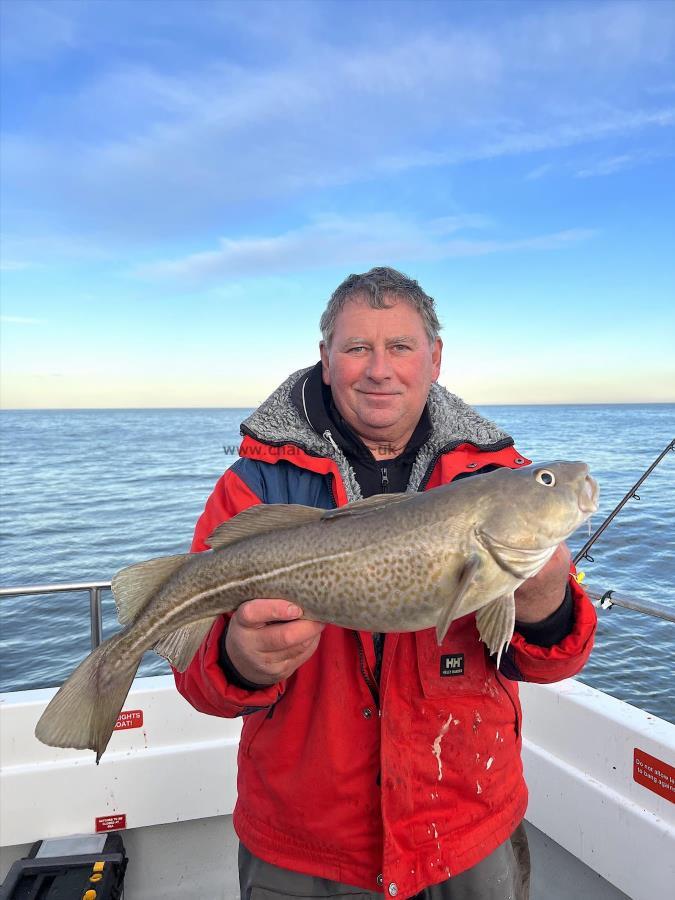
[495,669,522,739]
[415,614,488,698]
[240,708,269,757]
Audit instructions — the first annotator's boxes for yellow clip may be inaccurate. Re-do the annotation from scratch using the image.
[93,861,105,873]
[82,890,97,900]
[574,571,585,584]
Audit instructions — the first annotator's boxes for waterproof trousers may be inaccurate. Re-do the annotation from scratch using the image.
[239,823,530,900]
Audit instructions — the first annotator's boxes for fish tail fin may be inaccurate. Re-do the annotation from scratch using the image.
[35,636,141,763]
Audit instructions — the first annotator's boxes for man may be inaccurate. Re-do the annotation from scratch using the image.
[175,267,596,900]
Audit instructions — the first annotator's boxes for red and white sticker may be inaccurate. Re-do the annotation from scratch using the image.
[95,814,127,832]
[114,709,143,731]
[633,748,675,803]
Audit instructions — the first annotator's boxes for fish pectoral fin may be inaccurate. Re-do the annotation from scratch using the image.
[435,553,482,645]
[207,504,324,549]
[475,594,516,668]
[112,553,190,625]
[321,492,411,521]
[153,617,217,672]
[478,530,557,580]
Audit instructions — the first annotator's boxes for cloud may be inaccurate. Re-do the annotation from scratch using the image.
[575,148,675,178]
[136,214,595,285]
[382,107,675,173]
[523,141,675,181]
[2,1,674,242]
[0,0,80,65]
[524,163,555,182]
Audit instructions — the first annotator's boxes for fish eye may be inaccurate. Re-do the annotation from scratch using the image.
[535,470,556,487]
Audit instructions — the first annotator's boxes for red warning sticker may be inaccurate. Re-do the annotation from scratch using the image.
[114,709,143,731]
[95,814,127,832]
[633,748,675,803]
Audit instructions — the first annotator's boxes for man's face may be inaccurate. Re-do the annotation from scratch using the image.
[320,296,442,448]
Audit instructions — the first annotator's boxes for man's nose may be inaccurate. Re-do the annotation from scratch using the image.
[365,348,393,381]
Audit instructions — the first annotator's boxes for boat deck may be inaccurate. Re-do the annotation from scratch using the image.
[525,822,629,900]
[0,818,631,899]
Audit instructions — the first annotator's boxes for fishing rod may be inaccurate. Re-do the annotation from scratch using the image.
[574,438,674,566]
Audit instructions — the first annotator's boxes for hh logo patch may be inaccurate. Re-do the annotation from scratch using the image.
[440,653,465,677]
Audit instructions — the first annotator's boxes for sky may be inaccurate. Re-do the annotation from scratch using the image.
[1,0,674,408]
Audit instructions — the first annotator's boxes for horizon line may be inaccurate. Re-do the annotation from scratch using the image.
[2,400,674,412]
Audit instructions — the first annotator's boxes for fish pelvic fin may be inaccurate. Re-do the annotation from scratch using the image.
[112,553,190,625]
[207,503,324,549]
[475,593,516,668]
[153,616,217,672]
[435,553,482,645]
[34,635,142,763]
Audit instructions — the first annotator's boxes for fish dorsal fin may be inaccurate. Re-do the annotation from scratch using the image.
[475,593,516,668]
[112,553,189,625]
[321,492,411,521]
[207,503,325,550]
[435,553,482,645]
[154,616,218,672]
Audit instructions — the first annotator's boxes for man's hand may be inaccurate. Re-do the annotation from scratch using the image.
[514,543,571,624]
[225,599,325,686]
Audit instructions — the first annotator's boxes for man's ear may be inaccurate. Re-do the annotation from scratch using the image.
[319,341,331,386]
[432,337,443,381]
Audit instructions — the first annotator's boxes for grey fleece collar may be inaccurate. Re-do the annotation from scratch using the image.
[241,366,512,501]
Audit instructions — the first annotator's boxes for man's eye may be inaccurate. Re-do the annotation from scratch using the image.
[347,346,367,354]
[392,344,411,352]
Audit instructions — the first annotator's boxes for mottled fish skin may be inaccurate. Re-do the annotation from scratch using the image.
[35,460,598,760]
[127,460,596,640]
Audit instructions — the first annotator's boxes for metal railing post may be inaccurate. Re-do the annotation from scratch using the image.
[90,586,103,649]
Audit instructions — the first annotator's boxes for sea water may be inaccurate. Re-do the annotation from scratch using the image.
[1,404,673,723]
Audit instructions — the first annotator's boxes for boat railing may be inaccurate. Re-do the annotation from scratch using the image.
[1,579,674,659]
[0,581,111,650]
[584,587,675,622]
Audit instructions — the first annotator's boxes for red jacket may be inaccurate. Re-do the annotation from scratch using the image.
[175,386,596,897]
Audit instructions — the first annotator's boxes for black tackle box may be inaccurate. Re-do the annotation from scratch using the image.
[0,832,127,900]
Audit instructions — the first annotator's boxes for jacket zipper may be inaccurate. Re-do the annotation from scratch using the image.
[323,429,340,453]
[320,430,343,508]
[380,466,389,492]
[352,632,380,708]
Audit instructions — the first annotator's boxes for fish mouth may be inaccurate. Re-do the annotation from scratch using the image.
[579,475,599,515]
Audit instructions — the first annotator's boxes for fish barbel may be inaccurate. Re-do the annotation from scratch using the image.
[35,460,598,760]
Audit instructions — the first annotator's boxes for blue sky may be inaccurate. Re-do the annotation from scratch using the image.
[1,0,674,408]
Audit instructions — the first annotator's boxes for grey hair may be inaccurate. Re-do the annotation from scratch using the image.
[320,266,442,347]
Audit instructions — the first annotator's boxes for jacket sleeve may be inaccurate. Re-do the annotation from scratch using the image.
[173,465,287,717]
[503,574,597,683]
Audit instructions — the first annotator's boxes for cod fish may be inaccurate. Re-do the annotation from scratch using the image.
[36,460,598,761]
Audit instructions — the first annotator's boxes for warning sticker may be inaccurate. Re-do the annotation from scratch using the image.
[95,814,127,832]
[114,709,143,731]
[633,748,675,804]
